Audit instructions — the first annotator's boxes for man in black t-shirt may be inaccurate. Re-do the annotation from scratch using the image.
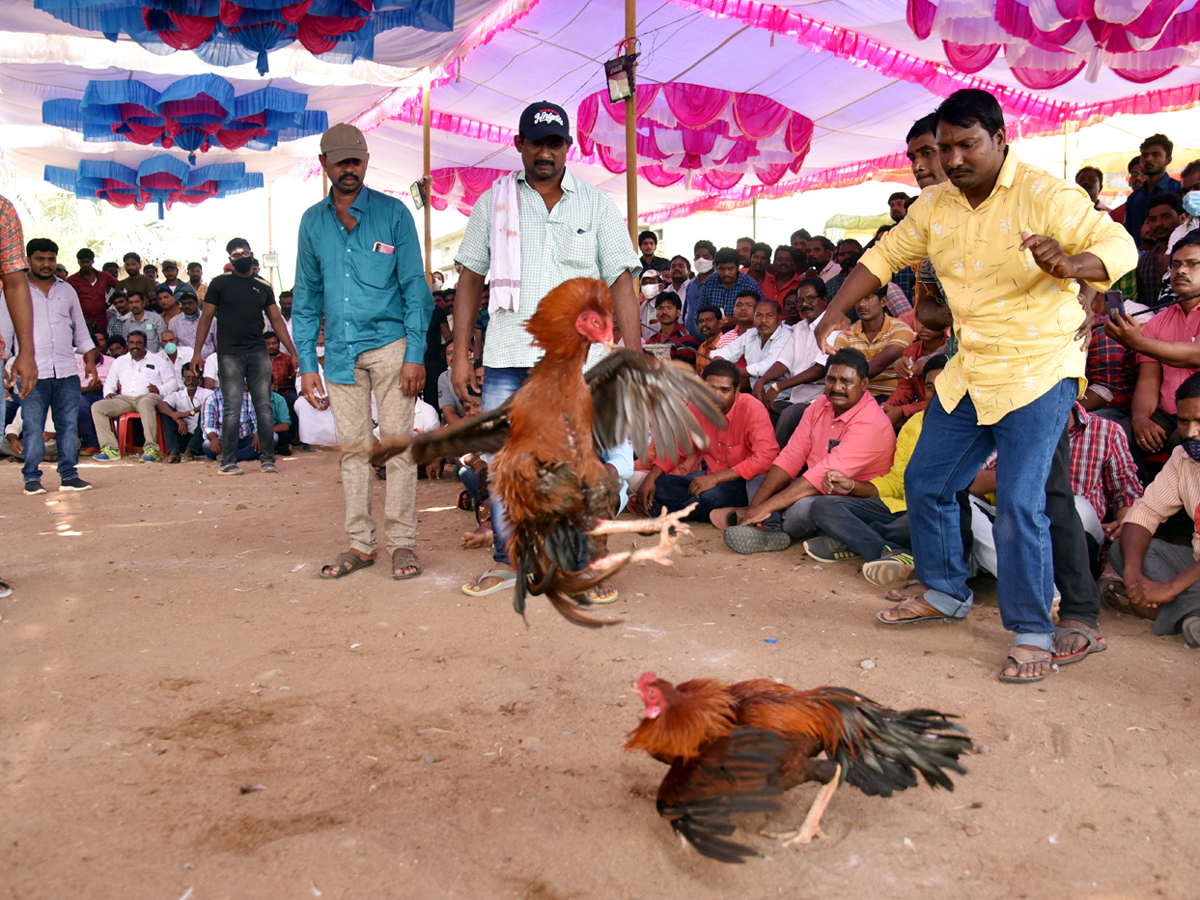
[188,237,298,475]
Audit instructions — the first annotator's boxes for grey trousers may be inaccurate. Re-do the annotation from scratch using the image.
[1109,538,1200,636]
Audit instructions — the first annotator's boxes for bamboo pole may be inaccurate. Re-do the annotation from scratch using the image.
[423,74,433,285]
[625,0,637,249]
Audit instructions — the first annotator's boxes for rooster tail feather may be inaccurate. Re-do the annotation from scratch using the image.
[821,693,972,798]
[510,522,620,628]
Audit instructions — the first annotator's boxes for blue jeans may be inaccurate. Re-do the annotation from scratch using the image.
[808,495,910,560]
[21,375,81,483]
[653,470,749,521]
[217,350,274,467]
[904,379,1078,651]
[161,414,204,455]
[203,433,258,461]
[482,366,530,567]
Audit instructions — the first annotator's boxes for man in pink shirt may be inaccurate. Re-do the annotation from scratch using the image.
[718,347,897,554]
[633,359,777,521]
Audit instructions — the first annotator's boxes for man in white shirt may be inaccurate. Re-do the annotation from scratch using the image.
[156,366,212,463]
[713,298,792,393]
[755,276,834,444]
[807,236,842,284]
[90,330,178,461]
[159,328,193,385]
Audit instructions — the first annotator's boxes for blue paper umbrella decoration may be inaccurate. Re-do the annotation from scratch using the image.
[46,155,264,218]
[33,0,456,74]
[43,74,328,163]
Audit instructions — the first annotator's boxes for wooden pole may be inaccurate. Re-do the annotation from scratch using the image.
[624,0,637,249]
[423,74,433,285]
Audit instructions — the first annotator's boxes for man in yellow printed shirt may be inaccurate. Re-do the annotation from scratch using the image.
[816,89,1138,685]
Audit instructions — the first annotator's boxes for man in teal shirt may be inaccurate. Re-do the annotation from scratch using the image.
[294,123,434,581]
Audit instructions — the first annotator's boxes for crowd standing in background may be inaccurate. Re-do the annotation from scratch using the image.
[4,89,1200,677]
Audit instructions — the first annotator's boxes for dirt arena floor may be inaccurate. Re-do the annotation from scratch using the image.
[1,449,1197,900]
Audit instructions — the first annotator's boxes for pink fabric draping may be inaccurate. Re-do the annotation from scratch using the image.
[942,42,1001,73]
[662,83,730,130]
[597,85,660,127]
[1112,64,1180,82]
[640,165,685,188]
[907,0,936,40]
[732,93,790,140]
[1011,62,1087,88]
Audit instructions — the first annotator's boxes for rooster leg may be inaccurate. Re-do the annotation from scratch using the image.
[585,506,694,572]
[780,764,842,847]
[586,504,696,537]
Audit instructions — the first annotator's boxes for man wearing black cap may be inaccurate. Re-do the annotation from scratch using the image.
[451,99,641,598]
[293,122,434,581]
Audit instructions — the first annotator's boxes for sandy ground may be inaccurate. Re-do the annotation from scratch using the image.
[1,449,1198,900]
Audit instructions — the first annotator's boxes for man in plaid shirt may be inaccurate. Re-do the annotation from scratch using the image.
[0,194,38,599]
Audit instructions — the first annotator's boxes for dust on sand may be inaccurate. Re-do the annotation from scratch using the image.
[2,452,1197,900]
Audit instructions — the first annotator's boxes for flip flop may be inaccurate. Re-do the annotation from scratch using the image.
[998,646,1054,684]
[391,548,422,581]
[1101,579,1137,615]
[462,568,517,597]
[724,525,792,554]
[1052,625,1107,666]
[572,583,619,605]
[320,552,375,580]
[709,507,742,530]
[877,595,966,626]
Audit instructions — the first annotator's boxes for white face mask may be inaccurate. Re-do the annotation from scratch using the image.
[695,257,714,274]
[641,284,661,300]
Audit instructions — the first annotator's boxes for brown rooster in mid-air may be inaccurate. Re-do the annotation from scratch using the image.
[372,277,725,626]
[626,672,973,862]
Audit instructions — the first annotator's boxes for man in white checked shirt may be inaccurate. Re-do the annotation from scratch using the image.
[450,100,641,597]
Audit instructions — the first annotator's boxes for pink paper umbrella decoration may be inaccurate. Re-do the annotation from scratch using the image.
[577,83,814,189]
[908,0,1200,87]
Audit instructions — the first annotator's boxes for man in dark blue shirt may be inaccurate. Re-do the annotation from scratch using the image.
[1125,133,1181,244]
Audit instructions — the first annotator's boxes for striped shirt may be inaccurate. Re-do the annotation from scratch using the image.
[1124,445,1200,558]
[0,195,26,275]
[455,168,639,369]
[834,314,915,396]
[199,389,257,439]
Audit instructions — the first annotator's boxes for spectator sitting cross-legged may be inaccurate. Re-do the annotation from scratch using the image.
[1106,371,1200,648]
[159,328,193,386]
[198,381,260,462]
[758,276,832,444]
[716,348,897,554]
[714,297,789,389]
[802,355,949,582]
[692,304,725,375]
[77,328,113,456]
[634,359,778,523]
[883,317,949,430]
[266,330,298,455]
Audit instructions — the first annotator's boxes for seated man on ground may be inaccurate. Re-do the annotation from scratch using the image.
[645,291,699,366]
[638,269,664,342]
[159,328,193,385]
[156,366,213,462]
[833,287,915,399]
[716,348,897,554]
[1105,371,1200,648]
[711,290,759,362]
[883,318,949,430]
[692,304,725,375]
[1082,285,1137,430]
[1106,232,1200,464]
[77,329,113,455]
[802,355,948,583]
[714,298,792,393]
[198,382,260,462]
[633,359,777,522]
[91,330,177,462]
[1,407,55,462]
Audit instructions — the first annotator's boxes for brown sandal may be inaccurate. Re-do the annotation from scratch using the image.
[877,595,966,626]
[320,552,375,579]
[392,548,422,580]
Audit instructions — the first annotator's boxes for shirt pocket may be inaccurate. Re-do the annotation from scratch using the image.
[555,225,598,276]
[351,250,397,290]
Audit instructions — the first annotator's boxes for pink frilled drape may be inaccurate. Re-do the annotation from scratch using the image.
[428,166,509,215]
[909,0,1200,87]
[576,83,813,188]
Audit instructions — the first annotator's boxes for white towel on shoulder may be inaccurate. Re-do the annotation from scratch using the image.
[488,172,522,313]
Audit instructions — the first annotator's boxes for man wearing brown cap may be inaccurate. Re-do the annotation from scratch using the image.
[293,122,434,581]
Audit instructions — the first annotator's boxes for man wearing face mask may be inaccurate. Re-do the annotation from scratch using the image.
[188,237,297,476]
[638,269,664,340]
[683,240,716,340]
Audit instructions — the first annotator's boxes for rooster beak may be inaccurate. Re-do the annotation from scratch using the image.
[601,340,615,354]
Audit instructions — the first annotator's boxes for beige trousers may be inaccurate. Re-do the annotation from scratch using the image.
[326,338,417,556]
[91,394,162,452]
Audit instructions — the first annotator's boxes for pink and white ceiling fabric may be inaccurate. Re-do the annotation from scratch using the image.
[908,0,1200,87]
[576,84,813,190]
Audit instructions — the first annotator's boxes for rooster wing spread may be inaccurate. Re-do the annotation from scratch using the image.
[654,728,788,864]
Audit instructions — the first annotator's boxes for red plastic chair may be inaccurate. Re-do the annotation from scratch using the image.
[114,412,164,456]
